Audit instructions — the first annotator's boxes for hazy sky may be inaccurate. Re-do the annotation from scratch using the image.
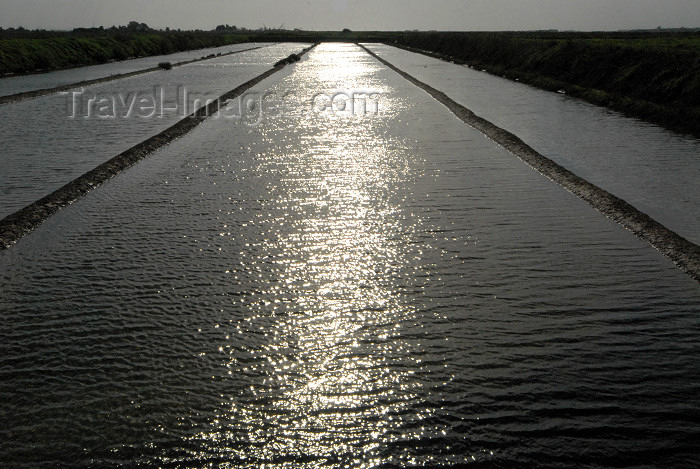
[1,0,699,31]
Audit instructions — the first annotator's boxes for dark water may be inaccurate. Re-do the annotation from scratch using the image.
[0,43,309,219]
[1,43,699,468]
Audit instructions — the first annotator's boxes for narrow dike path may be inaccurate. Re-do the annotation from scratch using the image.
[356,44,700,282]
[0,44,273,105]
[0,45,316,251]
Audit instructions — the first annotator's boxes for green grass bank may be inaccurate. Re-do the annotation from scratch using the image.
[0,32,251,76]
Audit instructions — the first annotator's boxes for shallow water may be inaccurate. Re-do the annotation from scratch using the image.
[1,43,698,468]
[362,44,700,245]
[0,43,270,97]
[0,43,309,218]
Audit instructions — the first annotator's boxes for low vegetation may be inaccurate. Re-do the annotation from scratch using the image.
[0,29,249,75]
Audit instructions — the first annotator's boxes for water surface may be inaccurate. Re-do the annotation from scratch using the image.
[362,43,700,244]
[0,43,698,468]
[0,43,309,218]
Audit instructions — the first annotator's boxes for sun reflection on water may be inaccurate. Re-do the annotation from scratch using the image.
[181,44,440,467]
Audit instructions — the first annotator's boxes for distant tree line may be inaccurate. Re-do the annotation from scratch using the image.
[0,22,266,39]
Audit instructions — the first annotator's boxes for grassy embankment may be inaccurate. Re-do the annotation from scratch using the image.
[388,32,700,137]
[0,32,250,76]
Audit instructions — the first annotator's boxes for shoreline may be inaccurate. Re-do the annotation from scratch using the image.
[392,42,700,139]
[383,32,700,138]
